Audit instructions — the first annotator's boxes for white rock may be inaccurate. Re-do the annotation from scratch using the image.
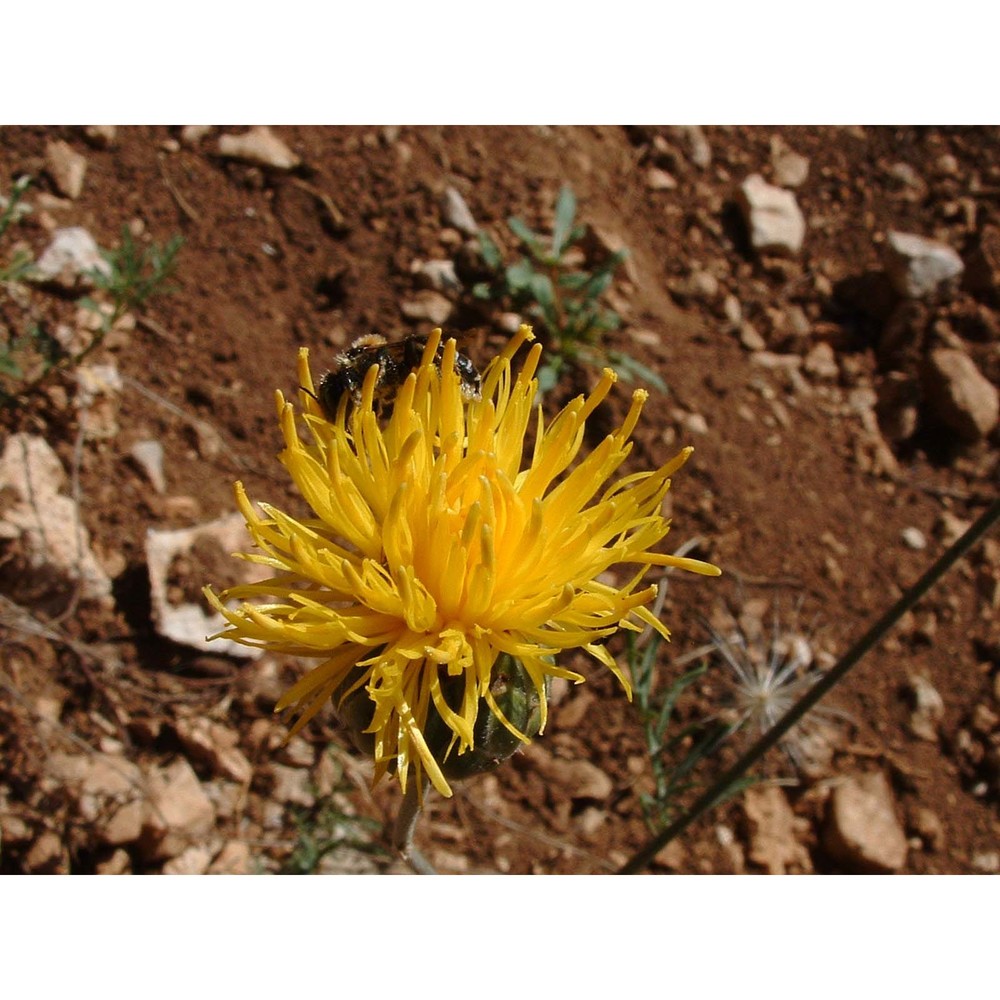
[803,342,838,380]
[218,126,300,170]
[972,851,1000,874]
[145,512,267,658]
[671,269,719,302]
[82,126,116,148]
[399,289,453,325]
[45,140,87,199]
[32,226,112,290]
[906,674,944,742]
[180,125,213,145]
[738,321,767,351]
[415,259,462,295]
[770,137,810,188]
[646,167,678,191]
[0,433,112,604]
[142,758,216,860]
[75,363,123,440]
[672,125,712,168]
[268,763,315,807]
[883,231,964,298]
[824,772,909,872]
[922,347,999,441]
[737,174,806,256]
[440,186,478,235]
[901,526,927,551]
[129,440,167,494]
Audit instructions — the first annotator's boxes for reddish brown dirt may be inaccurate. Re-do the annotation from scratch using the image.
[1,125,998,874]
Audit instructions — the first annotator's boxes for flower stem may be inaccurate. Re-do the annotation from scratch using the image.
[618,495,1000,875]
[392,778,437,875]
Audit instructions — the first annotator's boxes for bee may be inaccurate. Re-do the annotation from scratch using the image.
[316,333,482,418]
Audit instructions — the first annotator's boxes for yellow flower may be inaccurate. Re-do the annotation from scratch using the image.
[206,326,719,797]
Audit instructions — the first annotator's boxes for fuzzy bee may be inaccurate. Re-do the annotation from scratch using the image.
[316,333,482,419]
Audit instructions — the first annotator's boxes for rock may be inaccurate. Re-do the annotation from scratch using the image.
[908,805,945,851]
[414,258,461,296]
[75,363,123,440]
[670,269,719,302]
[275,736,316,768]
[0,433,112,607]
[906,674,944,742]
[738,321,766,351]
[70,752,146,846]
[743,785,813,873]
[531,748,613,800]
[268,763,315,807]
[824,772,908,872]
[440,186,478,235]
[575,806,607,839]
[142,758,216,860]
[803,342,838,380]
[883,231,964,298]
[886,162,927,201]
[130,440,167,494]
[770,138,810,188]
[82,125,116,149]
[723,294,743,328]
[208,840,252,874]
[971,850,1000,874]
[218,126,300,170]
[901,526,927,551]
[876,373,921,443]
[672,125,712,168]
[174,717,253,784]
[936,510,972,547]
[145,512,267,658]
[95,848,132,874]
[25,830,69,873]
[399,289,453,325]
[45,753,146,847]
[162,845,213,874]
[180,125,213,145]
[32,226,112,290]
[646,167,678,191]
[921,347,999,440]
[737,174,806,256]
[45,140,87,199]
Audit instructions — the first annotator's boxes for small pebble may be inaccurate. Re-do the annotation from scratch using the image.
[902,527,927,550]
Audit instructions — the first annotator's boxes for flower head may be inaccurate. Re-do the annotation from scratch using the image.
[207,326,719,797]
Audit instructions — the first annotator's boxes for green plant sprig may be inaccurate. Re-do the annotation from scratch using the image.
[626,629,750,832]
[474,184,665,394]
[1,202,182,406]
[619,496,1000,874]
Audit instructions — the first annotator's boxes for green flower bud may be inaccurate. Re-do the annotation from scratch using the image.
[334,653,548,784]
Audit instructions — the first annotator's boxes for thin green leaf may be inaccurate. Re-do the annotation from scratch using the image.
[551,185,577,257]
[606,351,668,391]
[507,216,540,250]
[477,231,503,270]
[557,272,590,291]
[505,259,535,292]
